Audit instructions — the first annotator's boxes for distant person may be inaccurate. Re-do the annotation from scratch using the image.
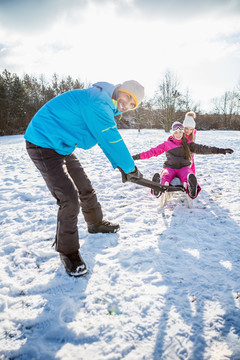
[25,80,144,277]
[132,121,233,199]
[183,111,197,174]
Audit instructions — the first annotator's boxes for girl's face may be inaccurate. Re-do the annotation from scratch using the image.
[184,127,194,136]
[117,91,136,112]
[173,130,184,140]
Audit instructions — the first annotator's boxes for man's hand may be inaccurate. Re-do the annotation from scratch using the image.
[118,166,143,183]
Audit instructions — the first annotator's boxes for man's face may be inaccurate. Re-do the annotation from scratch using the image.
[117,91,136,112]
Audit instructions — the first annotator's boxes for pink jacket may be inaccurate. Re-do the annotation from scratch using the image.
[185,129,197,173]
[139,133,224,170]
[139,136,192,169]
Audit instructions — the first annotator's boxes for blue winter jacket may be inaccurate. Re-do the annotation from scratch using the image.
[24,82,135,173]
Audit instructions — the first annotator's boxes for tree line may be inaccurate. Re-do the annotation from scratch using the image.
[0,69,239,136]
[0,70,85,136]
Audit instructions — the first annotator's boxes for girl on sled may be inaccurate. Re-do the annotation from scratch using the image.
[132,121,233,200]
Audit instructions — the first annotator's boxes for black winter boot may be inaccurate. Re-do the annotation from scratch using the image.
[152,173,161,197]
[60,251,87,277]
[187,173,198,198]
[88,220,120,234]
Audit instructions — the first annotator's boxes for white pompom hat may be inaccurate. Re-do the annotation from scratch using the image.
[118,80,145,109]
[183,111,196,128]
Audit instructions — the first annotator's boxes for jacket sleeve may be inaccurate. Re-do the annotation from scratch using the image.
[139,142,166,160]
[84,103,135,174]
[189,142,226,155]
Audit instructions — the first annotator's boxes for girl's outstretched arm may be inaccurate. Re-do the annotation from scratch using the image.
[189,142,234,155]
[132,142,166,160]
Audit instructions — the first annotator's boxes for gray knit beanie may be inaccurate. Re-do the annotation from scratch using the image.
[118,80,145,108]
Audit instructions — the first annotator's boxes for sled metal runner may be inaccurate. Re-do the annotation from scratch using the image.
[129,177,186,193]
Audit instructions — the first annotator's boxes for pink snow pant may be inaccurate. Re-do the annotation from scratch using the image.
[190,154,195,174]
[161,167,201,198]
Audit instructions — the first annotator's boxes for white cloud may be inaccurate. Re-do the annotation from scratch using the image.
[0,0,240,111]
[0,0,88,32]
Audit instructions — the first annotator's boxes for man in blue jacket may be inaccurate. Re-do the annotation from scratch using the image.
[25,80,144,277]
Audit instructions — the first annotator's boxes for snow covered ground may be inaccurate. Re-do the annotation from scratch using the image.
[0,129,239,360]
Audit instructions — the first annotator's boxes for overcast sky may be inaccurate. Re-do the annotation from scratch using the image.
[0,0,240,111]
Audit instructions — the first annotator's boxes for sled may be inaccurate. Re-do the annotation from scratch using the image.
[128,176,192,208]
[159,177,193,209]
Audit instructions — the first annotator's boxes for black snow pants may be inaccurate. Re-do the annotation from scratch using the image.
[26,141,103,255]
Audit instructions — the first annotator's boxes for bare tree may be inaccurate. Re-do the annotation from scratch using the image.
[235,81,240,114]
[177,88,199,113]
[212,90,239,128]
[154,70,181,132]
